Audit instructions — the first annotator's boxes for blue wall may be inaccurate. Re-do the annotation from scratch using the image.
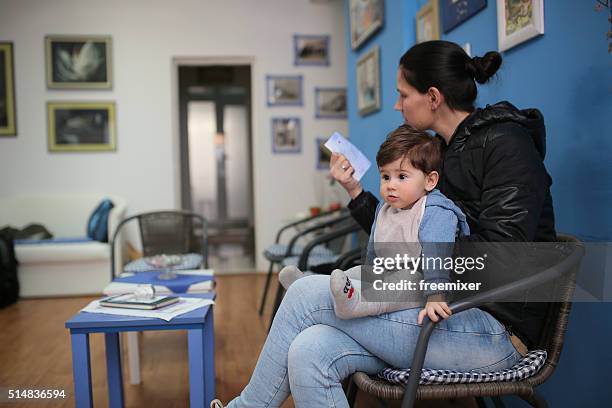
[344,0,612,405]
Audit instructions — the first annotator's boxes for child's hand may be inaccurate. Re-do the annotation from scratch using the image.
[418,301,452,324]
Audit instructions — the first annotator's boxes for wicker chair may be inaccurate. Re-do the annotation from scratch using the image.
[109,210,208,279]
[347,234,584,408]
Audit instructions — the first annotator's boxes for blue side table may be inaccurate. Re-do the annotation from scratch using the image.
[65,293,215,408]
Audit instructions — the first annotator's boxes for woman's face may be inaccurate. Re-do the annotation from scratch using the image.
[394,68,433,130]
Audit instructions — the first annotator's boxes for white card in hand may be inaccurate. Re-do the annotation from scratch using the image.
[324,132,372,181]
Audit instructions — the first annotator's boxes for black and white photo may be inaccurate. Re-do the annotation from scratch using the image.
[293,34,330,66]
[271,117,301,154]
[266,75,303,106]
[315,87,347,119]
[47,102,116,152]
[46,35,112,89]
[0,42,16,136]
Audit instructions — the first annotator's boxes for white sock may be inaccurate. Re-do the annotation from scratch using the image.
[278,265,305,289]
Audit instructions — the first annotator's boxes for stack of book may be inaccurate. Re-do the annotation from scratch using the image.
[100,294,179,310]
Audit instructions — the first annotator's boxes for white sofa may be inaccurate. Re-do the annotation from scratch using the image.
[0,194,127,297]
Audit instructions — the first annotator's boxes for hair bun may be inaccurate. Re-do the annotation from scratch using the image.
[469,51,502,84]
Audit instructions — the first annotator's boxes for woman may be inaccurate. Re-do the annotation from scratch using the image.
[212,40,555,408]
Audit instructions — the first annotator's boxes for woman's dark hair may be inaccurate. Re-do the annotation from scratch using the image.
[399,40,502,112]
[376,125,442,174]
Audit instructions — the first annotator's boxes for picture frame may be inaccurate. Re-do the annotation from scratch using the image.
[0,42,17,136]
[315,87,347,119]
[496,0,544,52]
[271,117,301,154]
[316,138,332,170]
[416,0,441,43]
[45,35,113,89]
[349,0,384,50]
[266,75,303,106]
[47,101,116,152]
[293,34,330,66]
[441,0,487,33]
[356,46,381,117]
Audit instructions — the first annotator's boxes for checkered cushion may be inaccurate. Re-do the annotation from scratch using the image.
[264,244,335,262]
[123,253,203,273]
[378,350,547,385]
[281,253,340,268]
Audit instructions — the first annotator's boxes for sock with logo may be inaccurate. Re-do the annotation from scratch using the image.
[330,267,423,319]
[330,269,365,319]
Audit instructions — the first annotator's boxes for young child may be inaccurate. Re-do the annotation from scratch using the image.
[280,125,470,323]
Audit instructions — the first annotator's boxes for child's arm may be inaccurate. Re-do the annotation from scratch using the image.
[418,206,459,301]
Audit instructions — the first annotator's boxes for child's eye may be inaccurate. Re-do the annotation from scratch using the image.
[381,175,390,181]
[399,174,408,180]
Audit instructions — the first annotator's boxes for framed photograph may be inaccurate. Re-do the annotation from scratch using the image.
[416,0,441,43]
[315,87,347,119]
[349,0,384,50]
[266,75,303,106]
[271,117,301,154]
[316,138,332,169]
[0,42,16,136]
[45,35,112,89]
[496,0,544,52]
[294,34,330,66]
[356,46,380,116]
[47,102,116,152]
[441,0,487,33]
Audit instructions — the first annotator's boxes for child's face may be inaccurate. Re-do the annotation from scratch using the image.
[379,157,438,209]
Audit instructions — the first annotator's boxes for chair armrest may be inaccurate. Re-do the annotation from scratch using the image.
[334,247,362,270]
[297,221,361,270]
[400,242,584,408]
[284,214,353,257]
[275,208,346,243]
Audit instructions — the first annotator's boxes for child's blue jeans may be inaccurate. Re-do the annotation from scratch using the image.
[227,274,520,408]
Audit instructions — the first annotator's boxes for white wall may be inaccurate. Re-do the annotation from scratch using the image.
[0,0,348,271]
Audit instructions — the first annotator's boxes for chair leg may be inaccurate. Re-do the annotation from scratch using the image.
[268,282,285,332]
[346,376,358,407]
[258,262,275,315]
[520,391,548,408]
[126,331,141,384]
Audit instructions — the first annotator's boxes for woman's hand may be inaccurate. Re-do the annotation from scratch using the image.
[330,153,363,199]
[418,301,452,324]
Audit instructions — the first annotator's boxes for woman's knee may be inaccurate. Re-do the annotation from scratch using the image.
[283,274,332,310]
[287,325,346,386]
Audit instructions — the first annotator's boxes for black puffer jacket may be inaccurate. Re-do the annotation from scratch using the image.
[348,101,556,348]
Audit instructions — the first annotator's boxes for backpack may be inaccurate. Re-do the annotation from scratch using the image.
[0,229,19,308]
[87,199,115,242]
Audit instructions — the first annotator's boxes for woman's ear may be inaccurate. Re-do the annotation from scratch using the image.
[425,171,439,191]
[428,87,443,111]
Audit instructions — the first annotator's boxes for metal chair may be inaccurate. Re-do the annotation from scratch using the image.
[347,234,584,408]
[259,208,349,315]
[268,218,363,330]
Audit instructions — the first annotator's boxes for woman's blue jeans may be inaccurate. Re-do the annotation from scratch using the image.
[227,274,520,408]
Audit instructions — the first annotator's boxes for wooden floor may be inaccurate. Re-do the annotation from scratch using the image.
[0,274,477,408]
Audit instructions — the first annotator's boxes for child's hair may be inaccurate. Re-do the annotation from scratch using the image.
[376,125,442,174]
